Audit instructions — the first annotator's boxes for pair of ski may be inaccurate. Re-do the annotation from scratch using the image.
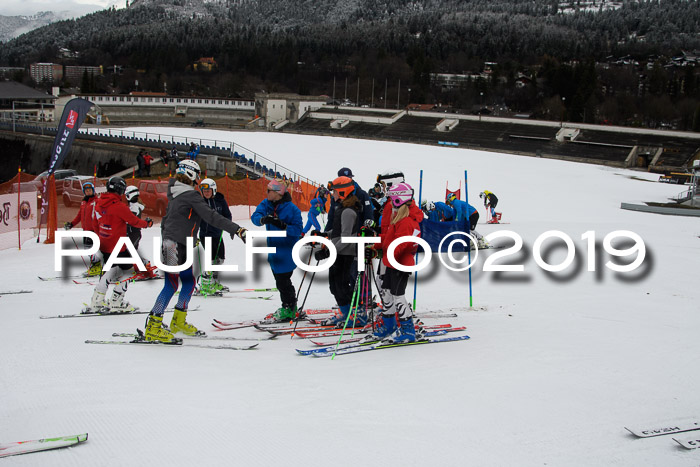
[86,329,260,351]
[40,305,201,320]
[299,334,471,357]
[625,420,700,449]
[287,323,458,339]
[306,326,467,347]
[0,433,87,458]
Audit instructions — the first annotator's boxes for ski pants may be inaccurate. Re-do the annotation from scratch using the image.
[302,212,321,234]
[96,249,134,298]
[150,239,196,316]
[379,267,413,320]
[273,271,297,308]
[329,254,356,308]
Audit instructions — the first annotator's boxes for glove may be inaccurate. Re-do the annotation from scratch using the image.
[64,222,73,230]
[364,245,378,259]
[360,225,376,237]
[363,219,376,228]
[145,217,153,228]
[309,230,329,238]
[234,227,247,243]
[260,215,272,225]
[268,217,286,230]
[314,247,331,261]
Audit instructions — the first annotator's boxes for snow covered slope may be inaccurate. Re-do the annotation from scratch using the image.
[1,129,698,466]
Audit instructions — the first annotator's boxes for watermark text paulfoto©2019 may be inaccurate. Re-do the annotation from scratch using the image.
[54,230,646,274]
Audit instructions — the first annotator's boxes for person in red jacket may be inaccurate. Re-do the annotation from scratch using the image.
[64,181,102,276]
[84,176,153,314]
[366,181,423,343]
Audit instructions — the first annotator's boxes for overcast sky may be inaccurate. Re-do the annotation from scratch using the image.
[0,0,125,17]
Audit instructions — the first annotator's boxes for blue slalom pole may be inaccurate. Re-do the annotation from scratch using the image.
[412,169,424,310]
[465,170,473,307]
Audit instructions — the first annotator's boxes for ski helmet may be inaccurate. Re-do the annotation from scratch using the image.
[82,182,95,195]
[331,176,355,200]
[479,192,485,199]
[106,176,127,195]
[200,178,217,196]
[267,179,287,195]
[421,200,435,211]
[124,185,139,203]
[446,193,457,204]
[176,159,201,182]
[377,170,405,190]
[387,182,414,208]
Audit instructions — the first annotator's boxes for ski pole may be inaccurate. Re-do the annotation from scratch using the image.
[70,236,90,269]
[295,245,314,302]
[291,256,320,338]
[331,272,363,359]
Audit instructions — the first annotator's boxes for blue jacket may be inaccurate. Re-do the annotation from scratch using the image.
[325,181,373,231]
[309,197,324,217]
[251,192,303,274]
[451,199,476,222]
[199,192,232,240]
[430,202,455,222]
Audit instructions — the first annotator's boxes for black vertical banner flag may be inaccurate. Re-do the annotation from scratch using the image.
[39,98,93,222]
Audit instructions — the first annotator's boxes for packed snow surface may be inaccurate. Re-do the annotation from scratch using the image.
[1,129,698,466]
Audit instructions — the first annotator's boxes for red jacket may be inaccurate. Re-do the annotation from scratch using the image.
[143,154,154,166]
[378,201,423,268]
[70,196,98,231]
[95,192,148,253]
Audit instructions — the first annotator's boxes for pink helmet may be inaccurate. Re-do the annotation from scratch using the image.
[267,180,287,195]
[387,182,414,208]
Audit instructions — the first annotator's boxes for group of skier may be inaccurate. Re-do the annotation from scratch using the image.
[69,157,502,345]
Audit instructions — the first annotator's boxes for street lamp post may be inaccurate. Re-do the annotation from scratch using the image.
[561,96,566,127]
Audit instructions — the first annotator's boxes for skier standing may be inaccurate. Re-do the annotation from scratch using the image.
[314,176,365,327]
[252,180,304,323]
[302,196,324,235]
[64,181,102,276]
[366,182,423,343]
[324,167,374,232]
[144,161,247,342]
[446,193,487,248]
[124,185,157,279]
[198,178,232,294]
[85,176,153,314]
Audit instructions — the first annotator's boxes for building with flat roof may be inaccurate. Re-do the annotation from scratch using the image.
[29,63,63,83]
[0,81,57,122]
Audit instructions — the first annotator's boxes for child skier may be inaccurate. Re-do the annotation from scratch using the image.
[302,195,324,235]
[365,182,423,343]
[421,200,455,222]
[252,180,304,324]
[124,185,158,280]
[314,176,366,327]
[64,181,102,277]
[480,190,501,223]
[144,161,247,343]
[198,178,232,294]
[446,193,488,249]
[85,176,153,314]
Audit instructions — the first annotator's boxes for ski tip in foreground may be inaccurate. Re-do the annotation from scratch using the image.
[0,433,88,458]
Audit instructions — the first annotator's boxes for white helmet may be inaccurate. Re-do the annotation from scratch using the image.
[479,192,485,199]
[124,185,139,203]
[377,170,405,190]
[200,178,217,195]
[425,201,435,211]
[176,160,201,182]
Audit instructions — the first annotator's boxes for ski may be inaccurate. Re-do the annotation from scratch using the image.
[309,326,467,347]
[112,332,274,342]
[0,433,88,458]
[0,290,33,295]
[306,311,459,324]
[40,305,199,320]
[673,434,700,449]
[211,320,259,331]
[38,274,91,281]
[86,333,259,350]
[291,323,454,339]
[308,334,471,357]
[228,287,278,293]
[298,330,453,355]
[625,421,700,438]
[73,275,162,285]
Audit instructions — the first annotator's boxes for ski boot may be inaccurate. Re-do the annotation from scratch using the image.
[384,317,416,344]
[82,290,107,314]
[212,280,229,293]
[477,237,489,249]
[196,275,220,296]
[322,304,351,327]
[487,217,499,224]
[85,260,103,277]
[262,304,297,324]
[360,314,397,343]
[106,288,137,314]
[144,314,176,343]
[496,212,502,221]
[169,308,205,336]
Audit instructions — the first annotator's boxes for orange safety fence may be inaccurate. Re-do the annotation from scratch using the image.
[0,172,323,250]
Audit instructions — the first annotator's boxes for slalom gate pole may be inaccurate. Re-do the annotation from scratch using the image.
[291,256,320,338]
[331,272,363,359]
[412,169,423,310]
[465,170,473,307]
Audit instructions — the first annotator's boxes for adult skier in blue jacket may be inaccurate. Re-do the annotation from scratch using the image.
[446,193,488,248]
[252,180,304,322]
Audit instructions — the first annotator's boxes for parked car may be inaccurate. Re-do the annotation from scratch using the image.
[24,169,80,196]
[137,180,169,216]
[61,176,106,207]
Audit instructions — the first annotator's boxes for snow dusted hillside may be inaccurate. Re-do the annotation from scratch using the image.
[1,129,699,466]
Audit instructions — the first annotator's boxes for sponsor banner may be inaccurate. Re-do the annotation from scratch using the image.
[0,193,37,235]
